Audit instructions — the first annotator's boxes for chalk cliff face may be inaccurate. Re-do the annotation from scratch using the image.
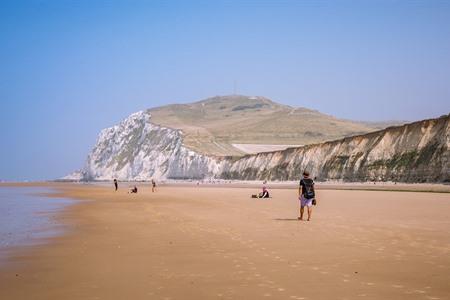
[219,114,449,183]
[69,111,218,181]
[68,111,449,183]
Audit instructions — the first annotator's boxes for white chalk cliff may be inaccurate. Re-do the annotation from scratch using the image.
[67,111,450,183]
[219,114,450,182]
[67,111,220,181]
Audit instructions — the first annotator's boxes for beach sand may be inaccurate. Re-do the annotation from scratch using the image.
[0,183,449,300]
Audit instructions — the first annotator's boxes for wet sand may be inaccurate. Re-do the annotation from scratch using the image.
[0,183,449,300]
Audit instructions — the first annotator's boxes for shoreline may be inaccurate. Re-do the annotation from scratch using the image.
[0,183,449,299]
[2,180,449,193]
[0,186,76,267]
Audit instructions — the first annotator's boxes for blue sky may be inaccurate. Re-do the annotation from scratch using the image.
[1,0,449,180]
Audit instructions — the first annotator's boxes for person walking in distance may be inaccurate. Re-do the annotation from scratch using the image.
[151,179,156,193]
[298,171,316,221]
[113,179,118,191]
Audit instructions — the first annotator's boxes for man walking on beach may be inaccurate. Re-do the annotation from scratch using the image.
[151,179,156,192]
[298,171,315,221]
[114,179,118,191]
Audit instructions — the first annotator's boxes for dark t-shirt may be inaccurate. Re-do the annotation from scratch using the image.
[299,178,314,197]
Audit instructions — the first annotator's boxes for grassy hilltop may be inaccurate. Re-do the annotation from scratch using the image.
[147,95,402,156]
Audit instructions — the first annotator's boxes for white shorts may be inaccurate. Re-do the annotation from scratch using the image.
[300,195,314,207]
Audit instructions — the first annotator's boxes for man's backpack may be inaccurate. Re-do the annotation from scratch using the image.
[301,178,315,199]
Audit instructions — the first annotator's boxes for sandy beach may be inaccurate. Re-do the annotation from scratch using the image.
[0,183,449,300]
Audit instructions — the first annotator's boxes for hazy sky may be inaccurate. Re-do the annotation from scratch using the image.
[1,0,449,181]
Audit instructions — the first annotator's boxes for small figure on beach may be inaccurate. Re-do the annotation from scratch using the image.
[113,179,118,191]
[151,179,156,192]
[259,186,270,198]
[298,171,316,221]
[130,186,138,194]
[251,185,270,198]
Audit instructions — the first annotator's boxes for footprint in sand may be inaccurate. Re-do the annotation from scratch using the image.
[391,284,404,288]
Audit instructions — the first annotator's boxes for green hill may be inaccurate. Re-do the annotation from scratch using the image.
[147,95,403,156]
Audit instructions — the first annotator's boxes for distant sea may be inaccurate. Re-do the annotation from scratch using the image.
[0,187,73,265]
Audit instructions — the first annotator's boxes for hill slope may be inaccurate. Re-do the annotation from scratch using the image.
[66,112,449,183]
[219,114,450,182]
[147,95,401,156]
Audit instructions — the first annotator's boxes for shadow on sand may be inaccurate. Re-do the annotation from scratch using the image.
[273,218,300,221]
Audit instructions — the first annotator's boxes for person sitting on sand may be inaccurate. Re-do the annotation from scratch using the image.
[298,171,316,221]
[258,186,270,198]
[130,186,138,194]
